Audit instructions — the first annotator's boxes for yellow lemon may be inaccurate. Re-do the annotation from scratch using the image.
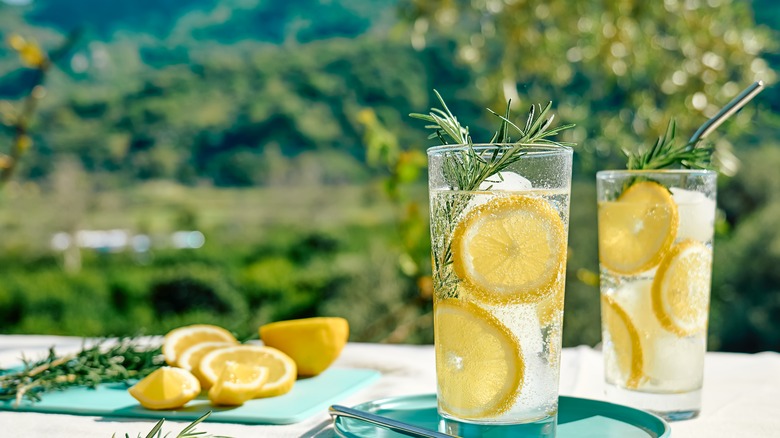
[178,341,235,389]
[128,367,200,410]
[598,181,679,275]
[601,295,644,389]
[434,299,523,419]
[162,324,238,367]
[652,239,712,337]
[451,195,566,305]
[208,361,270,406]
[259,317,349,376]
[199,345,296,398]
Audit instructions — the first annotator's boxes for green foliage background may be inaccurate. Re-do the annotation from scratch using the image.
[0,0,778,352]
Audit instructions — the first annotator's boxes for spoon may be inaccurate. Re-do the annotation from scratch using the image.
[689,80,765,144]
[329,404,459,438]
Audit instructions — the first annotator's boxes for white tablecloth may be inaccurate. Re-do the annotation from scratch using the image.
[1,335,779,437]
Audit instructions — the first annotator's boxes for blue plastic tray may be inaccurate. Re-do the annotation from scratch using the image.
[0,367,379,424]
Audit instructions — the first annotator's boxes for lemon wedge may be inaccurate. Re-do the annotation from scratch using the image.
[162,324,238,367]
[178,341,234,389]
[601,295,644,389]
[128,367,201,410]
[434,299,523,419]
[652,239,712,337]
[598,181,679,275]
[452,195,566,305]
[259,317,349,376]
[199,345,296,398]
[208,361,270,406]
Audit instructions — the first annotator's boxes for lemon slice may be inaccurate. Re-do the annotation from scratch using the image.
[259,317,349,376]
[452,195,566,305]
[651,239,712,337]
[208,361,270,406]
[178,341,235,389]
[128,367,201,410]
[598,181,679,275]
[162,324,238,367]
[601,295,643,389]
[434,299,523,419]
[199,345,296,398]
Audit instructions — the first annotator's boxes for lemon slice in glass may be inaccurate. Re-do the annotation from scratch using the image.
[452,195,566,305]
[128,367,201,410]
[598,181,679,275]
[601,295,644,389]
[208,361,270,406]
[162,324,238,367]
[652,239,712,337]
[199,345,297,398]
[434,299,523,419]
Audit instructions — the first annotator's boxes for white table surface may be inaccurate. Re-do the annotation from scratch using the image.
[1,335,779,437]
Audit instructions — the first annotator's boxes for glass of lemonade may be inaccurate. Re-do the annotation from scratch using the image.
[597,169,717,420]
[428,144,572,436]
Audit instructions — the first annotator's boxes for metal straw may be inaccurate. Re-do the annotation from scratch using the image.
[689,80,766,145]
[329,404,458,438]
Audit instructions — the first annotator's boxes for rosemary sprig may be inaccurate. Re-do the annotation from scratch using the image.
[0,338,163,407]
[116,411,232,438]
[410,90,574,192]
[625,119,715,170]
[411,90,574,294]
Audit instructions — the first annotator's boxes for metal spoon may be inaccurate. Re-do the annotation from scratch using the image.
[329,404,459,438]
[689,80,765,144]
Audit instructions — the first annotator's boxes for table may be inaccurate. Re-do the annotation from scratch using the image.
[1,335,779,437]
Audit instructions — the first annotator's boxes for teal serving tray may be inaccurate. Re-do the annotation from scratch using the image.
[334,394,671,437]
[0,367,379,424]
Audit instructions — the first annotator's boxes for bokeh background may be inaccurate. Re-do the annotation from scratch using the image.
[0,0,778,352]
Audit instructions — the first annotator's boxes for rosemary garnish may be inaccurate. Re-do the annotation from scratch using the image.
[116,411,232,438]
[411,90,574,295]
[0,338,163,407]
[625,119,715,170]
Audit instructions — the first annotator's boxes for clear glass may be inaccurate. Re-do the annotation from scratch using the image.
[428,144,572,436]
[596,169,717,421]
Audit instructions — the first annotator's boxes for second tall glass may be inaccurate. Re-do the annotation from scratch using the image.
[597,169,717,421]
[428,144,572,436]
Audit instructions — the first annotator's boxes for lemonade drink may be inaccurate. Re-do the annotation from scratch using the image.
[597,170,716,420]
[428,145,572,433]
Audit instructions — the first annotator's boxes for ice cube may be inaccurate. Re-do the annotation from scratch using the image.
[670,188,716,242]
[479,171,533,191]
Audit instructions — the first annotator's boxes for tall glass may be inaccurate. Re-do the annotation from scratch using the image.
[596,169,717,421]
[428,144,572,436]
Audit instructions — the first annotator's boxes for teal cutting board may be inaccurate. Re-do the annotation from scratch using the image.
[0,367,380,424]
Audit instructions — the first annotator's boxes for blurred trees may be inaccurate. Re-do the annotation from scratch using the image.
[399,0,775,175]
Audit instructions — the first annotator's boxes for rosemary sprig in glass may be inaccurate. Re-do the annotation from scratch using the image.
[411,90,574,294]
[625,119,715,170]
[0,338,163,407]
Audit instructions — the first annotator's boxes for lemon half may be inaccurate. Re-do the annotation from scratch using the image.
[162,324,238,367]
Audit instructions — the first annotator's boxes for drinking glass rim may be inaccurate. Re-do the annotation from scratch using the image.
[596,169,717,178]
[426,143,573,156]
